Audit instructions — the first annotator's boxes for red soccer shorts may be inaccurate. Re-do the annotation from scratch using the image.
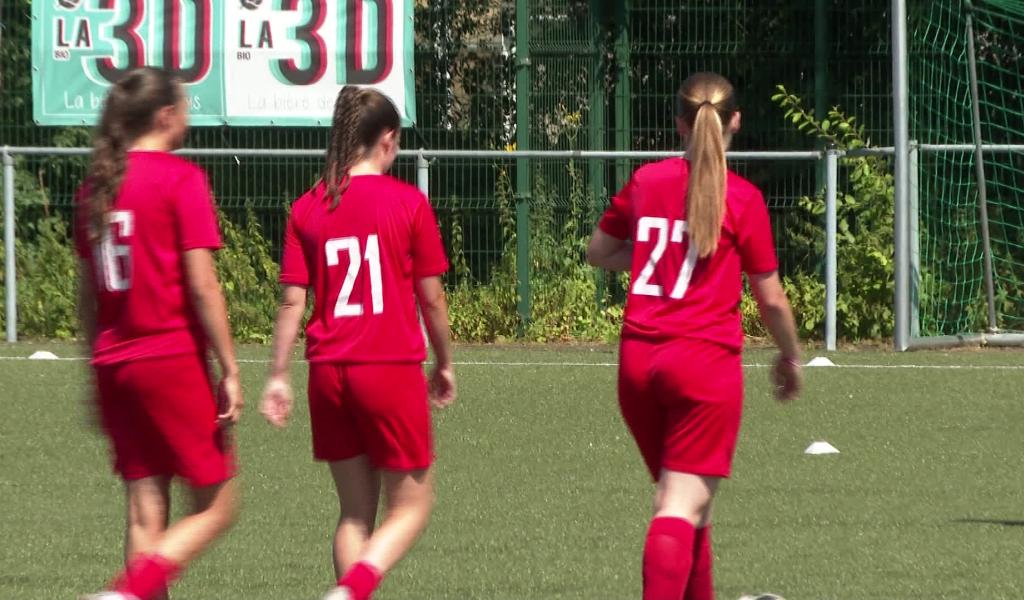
[618,336,743,481]
[94,353,235,487]
[307,363,433,471]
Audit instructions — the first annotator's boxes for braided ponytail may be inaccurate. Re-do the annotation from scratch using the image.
[86,68,182,242]
[323,86,402,210]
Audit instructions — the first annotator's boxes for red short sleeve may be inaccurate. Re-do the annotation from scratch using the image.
[279,210,310,286]
[173,167,222,251]
[412,196,449,278]
[598,178,635,240]
[738,191,779,275]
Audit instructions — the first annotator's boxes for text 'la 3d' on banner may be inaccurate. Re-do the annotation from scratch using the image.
[32,0,415,126]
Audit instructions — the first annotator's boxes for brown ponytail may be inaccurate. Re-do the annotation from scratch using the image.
[323,86,401,209]
[676,73,738,258]
[86,67,182,243]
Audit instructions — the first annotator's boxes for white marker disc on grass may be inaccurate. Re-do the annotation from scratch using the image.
[804,441,840,455]
[28,351,59,360]
[806,356,836,367]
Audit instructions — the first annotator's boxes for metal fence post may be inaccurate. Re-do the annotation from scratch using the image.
[891,0,911,351]
[825,149,839,351]
[3,148,16,343]
[415,150,429,198]
[965,9,999,332]
[814,0,831,195]
[514,0,532,329]
[909,141,921,337]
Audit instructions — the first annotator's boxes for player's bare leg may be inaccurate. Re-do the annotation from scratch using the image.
[330,456,382,577]
[93,479,237,600]
[359,468,433,572]
[330,468,434,600]
[153,478,239,565]
[641,470,721,600]
[654,470,719,524]
[124,476,172,600]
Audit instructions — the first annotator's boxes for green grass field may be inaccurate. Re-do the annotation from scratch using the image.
[2,342,1024,599]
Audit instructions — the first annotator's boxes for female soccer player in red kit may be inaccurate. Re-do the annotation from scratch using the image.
[75,68,242,600]
[587,73,803,600]
[260,86,455,600]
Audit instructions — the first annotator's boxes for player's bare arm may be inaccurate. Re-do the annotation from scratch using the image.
[586,228,633,272]
[416,275,456,408]
[261,284,308,428]
[749,270,802,402]
[184,248,243,425]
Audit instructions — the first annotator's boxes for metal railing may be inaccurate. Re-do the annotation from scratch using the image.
[0,145,888,350]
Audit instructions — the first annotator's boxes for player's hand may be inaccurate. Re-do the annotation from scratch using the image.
[773,354,802,403]
[261,375,294,428]
[217,371,244,427]
[428,365,456,409]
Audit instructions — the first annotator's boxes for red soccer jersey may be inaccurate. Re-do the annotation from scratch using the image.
[598,158,778,351]
[280,176,449,363]
[74,151,223,365]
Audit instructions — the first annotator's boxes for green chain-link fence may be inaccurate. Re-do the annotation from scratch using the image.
[2,0,914,340]
[910,0,1024,336]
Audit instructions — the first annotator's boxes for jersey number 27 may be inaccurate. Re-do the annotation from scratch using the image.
[326,235,384,317]
[632,216,699,300]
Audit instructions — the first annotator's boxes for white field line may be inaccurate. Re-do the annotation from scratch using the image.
[0,355,1021,369]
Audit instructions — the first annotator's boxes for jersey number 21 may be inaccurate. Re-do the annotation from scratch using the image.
[326,235,384,317]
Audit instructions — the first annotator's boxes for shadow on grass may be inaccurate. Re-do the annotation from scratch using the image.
[954,518,1024,527]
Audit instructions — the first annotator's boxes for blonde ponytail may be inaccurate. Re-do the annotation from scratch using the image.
[675,72,738,259]
[686,103,727,258]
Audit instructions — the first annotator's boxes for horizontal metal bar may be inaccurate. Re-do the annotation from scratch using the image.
[1,146,825,161]
[845,147,896,156]
[907,332,1024,350]
[917,143,1024,153]
[906,334,986,350]
[4,145,1019,160]
[980,333,1024,347]
[402,149,827,160]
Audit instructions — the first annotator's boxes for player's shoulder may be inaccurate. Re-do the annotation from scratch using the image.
[632,157,686,185]
[139,151,205,178]
[370,175,432,217]
[289,180,327,220]
[376,174,426,202]
[726,169,765,205]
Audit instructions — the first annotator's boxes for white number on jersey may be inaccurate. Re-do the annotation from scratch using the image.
[630,216,700,300]
[325,235,384,318]
[95,210,134,292]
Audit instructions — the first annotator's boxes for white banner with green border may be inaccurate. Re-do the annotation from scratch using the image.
[32,0,415,127]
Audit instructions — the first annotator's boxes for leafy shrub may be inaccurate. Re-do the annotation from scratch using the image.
[215,208,281,343]
[2,161,281,341]
[0,161,79,339]
[5,216,80,339]
[772,85,896,340]
[446,156,622,342]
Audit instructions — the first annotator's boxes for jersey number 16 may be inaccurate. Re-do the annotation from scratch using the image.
[95,210,134,292]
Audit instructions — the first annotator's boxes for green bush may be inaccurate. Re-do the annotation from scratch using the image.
[446,156,622,343]
[5,216,80,339]
[772,85,896,340]
[215,208,281,343]
[1,162,281,342]
[0,160,80,339]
